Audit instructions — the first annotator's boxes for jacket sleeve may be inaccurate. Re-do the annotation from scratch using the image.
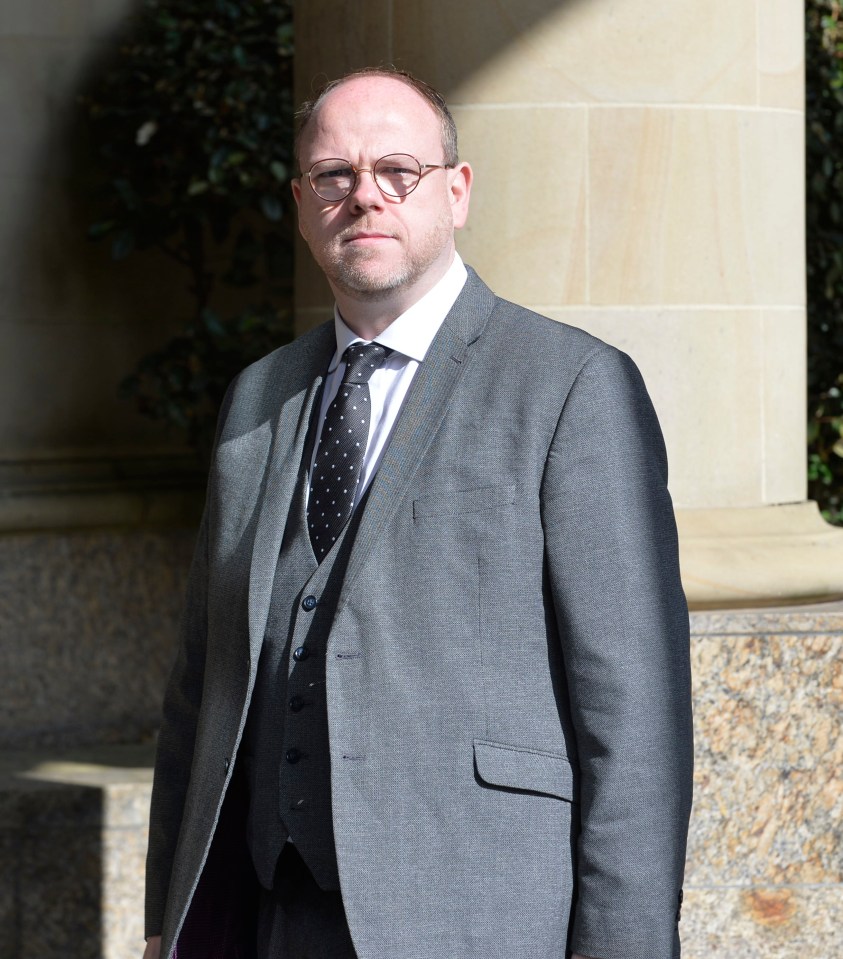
[144,382,237,940]
[540,344,694,959]
[144,503,210,939]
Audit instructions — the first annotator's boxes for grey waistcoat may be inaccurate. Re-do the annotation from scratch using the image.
[242,457,367,892]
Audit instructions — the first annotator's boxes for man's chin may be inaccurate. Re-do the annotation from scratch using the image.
[330,267,411,301]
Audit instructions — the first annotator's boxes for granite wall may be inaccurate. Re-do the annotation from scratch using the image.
[0,529,194,750]
[3,602,841,958]
[683,605,843,956]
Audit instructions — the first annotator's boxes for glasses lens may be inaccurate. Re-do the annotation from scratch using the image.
[373,155,421,197]
[308,159,356,201]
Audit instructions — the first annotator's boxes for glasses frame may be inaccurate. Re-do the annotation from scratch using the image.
[302,153,455,202]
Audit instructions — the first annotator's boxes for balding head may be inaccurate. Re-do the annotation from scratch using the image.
[295,67,458,169]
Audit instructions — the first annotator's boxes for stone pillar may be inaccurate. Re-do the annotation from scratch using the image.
[294,0,843,608]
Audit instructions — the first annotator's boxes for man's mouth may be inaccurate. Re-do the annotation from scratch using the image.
[342,231,396,244]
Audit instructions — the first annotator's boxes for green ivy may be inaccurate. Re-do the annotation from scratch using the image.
[83,0,295,458]
[807,0,843,524]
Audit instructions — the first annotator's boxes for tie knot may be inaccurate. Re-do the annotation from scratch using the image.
[341,343,391,385]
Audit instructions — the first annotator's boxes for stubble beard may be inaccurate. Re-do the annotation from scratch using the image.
[309,215,453,302]
[325,248,416,301]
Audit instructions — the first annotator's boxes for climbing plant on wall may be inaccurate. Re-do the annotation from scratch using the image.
[807,0,843,523]
[83,0,295,459]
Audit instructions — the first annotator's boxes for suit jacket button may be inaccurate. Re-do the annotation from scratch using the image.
[301,595,318,611]
[293,645,310,662]
[289,695,305,713]
[223,757,230,771]
[285,748,302,764]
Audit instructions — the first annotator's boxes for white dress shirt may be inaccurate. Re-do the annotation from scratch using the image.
[308,254,468,510]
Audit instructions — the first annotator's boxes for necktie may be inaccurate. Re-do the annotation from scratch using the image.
[308,342,391,561]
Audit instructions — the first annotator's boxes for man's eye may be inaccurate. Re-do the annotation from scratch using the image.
[316,166,353,180]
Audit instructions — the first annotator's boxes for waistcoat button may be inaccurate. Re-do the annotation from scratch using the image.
[293,645,310,662]
[301,595,318,611]
[289,695,305,713]
[285,748,302,764]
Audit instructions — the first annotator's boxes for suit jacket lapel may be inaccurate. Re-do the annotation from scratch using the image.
[338,269,498,605]
[247,323,335,666]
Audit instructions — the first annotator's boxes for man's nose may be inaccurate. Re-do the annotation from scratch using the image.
[346,168,384,211]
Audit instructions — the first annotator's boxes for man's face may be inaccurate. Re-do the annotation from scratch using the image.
[292,76,472,304]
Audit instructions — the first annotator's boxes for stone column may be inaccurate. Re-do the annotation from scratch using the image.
[294,0,843,608]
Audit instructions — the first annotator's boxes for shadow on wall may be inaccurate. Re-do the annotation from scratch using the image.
[1,0,196,469]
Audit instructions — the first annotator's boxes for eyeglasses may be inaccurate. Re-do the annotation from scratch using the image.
[302,153,454,202]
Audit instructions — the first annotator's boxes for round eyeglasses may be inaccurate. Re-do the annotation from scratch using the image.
[303,153,454,202]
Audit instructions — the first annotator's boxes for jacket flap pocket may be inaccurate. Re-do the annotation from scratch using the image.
[473,739,576,802]
[413,484,517,520]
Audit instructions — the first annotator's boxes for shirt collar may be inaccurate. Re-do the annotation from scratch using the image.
[328,254,468,372]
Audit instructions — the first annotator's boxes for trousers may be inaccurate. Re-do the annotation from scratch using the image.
[256,844,357,959]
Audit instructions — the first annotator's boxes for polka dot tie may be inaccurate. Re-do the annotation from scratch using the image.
[307,342,392,561]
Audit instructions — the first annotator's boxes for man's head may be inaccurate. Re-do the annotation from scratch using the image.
[294,68,460,169]
[291,68,472,317]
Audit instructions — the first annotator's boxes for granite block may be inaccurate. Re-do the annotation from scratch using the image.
[0,529,195,748]
[0,825,15,955]
[0,745,154,958]
[15,797,103,959]
[688,630,843,887]
[681,886,842,958]
[682,603,843,958]
[101,819,150,956]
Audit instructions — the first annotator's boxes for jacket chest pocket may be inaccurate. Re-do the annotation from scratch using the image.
[413,483,518,522]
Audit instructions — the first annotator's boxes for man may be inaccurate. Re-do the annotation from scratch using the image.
[143,68,693,959]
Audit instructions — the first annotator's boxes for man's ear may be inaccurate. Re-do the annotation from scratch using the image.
[449,161,473,230]
[291,177,303,209]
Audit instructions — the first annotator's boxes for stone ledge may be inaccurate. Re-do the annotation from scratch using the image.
[677,502,843,609]
[0,453,205,532]
[691,599,843,636]
[0,744,155,959]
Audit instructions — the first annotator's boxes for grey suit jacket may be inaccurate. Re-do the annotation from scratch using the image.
[146,268,693,959]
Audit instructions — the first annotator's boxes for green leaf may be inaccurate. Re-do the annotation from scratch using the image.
[260,194,282,221]
[84,0,297,456]
[112,229,136,260]
[201,308,226,337]
[87,219,117,239]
